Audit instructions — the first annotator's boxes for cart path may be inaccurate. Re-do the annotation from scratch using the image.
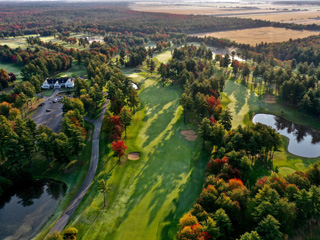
[48,98,109,235]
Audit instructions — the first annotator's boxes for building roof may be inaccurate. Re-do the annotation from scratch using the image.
[46,77,71,85]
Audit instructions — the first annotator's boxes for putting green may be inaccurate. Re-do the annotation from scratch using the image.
[278,167,296,176]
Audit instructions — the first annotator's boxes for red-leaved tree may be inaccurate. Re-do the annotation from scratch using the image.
[111,140,127,162]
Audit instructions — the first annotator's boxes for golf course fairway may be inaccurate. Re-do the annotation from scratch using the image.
[68,51,209,239]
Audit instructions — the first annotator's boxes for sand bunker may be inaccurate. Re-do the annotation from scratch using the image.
[128,152,140,160]
[263,94,276,103]
[180,130,198,141]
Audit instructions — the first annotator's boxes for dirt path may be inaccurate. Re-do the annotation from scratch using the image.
[47,98,109,235]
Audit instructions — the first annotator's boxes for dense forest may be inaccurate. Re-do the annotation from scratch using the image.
[0,2,320,38]
[167,44,320,240]
[0,2,320,240]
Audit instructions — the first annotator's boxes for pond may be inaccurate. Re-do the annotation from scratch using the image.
[252,114,320,158]
[0,180,66,240]
[188,42,245,62]
[131,81,138,90]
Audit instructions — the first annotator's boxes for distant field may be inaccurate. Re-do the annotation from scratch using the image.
[130,2,320,25]
[193,27,320,45]
[0,33,98,50]
[237,11,320,25]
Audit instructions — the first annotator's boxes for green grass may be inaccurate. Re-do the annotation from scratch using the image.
[0,33,97,50]
[40,89,54,97]
[33,121,94,240]
[273,137,320,176]
[0,62,22,80]
[56,62,87,78]
[223,77,320,177]
[67,52,209,239]
[0,35,31,49]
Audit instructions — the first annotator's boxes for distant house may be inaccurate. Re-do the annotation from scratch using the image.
[41,77,74,89]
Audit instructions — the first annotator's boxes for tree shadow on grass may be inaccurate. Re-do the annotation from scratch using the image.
[139,84,180,148]
[110,116,208,239]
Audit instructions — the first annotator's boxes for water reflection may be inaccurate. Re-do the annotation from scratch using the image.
[0,180,66,240]
[252,114,320,158]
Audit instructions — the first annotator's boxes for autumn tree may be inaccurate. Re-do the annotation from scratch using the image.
[111,140,127,162]
[0,68,9,89]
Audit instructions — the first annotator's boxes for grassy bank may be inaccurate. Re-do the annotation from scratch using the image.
[222,76,320,176]
[33,121,94,240]
[65,51,209,239]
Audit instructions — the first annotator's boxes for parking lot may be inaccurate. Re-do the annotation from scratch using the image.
[32,90,64,133]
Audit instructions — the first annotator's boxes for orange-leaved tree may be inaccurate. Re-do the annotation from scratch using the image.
[111,140,127,162]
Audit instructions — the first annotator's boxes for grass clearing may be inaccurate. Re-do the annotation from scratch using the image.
[0,62,22,80]
[0,33,96,50]
[193,27,320,45]
[67,51,208,239]
[33,121,94,240]
[56,62,87,78]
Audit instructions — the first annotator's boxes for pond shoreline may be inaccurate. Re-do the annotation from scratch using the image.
[252,113,320,159]
[0,179,66,240]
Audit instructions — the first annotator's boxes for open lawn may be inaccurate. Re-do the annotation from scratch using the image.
[222,74,320,176]
[56,62,87,78]
[0,62,22,80]
[0,33,100,50]
[66,51,208,239]
[193,27,320,45]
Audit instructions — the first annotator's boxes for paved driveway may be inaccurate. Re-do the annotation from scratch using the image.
[32,90,63,133]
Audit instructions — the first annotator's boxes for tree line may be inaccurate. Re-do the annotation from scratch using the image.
[1,2,319,38]
[0,109,87,198]
[169,44,320,240]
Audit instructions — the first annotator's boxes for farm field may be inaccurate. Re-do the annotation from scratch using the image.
[130,1,320,25]
[237,10,320,25]
[193,27,320,45]
[64,51,209,240]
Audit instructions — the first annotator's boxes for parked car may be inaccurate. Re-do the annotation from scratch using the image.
[52,99,58,103]
[46,109,51,112]
[38,102,45,107]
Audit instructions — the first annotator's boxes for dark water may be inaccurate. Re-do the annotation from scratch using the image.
[0,180,66,240]
[252,114,320,158]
